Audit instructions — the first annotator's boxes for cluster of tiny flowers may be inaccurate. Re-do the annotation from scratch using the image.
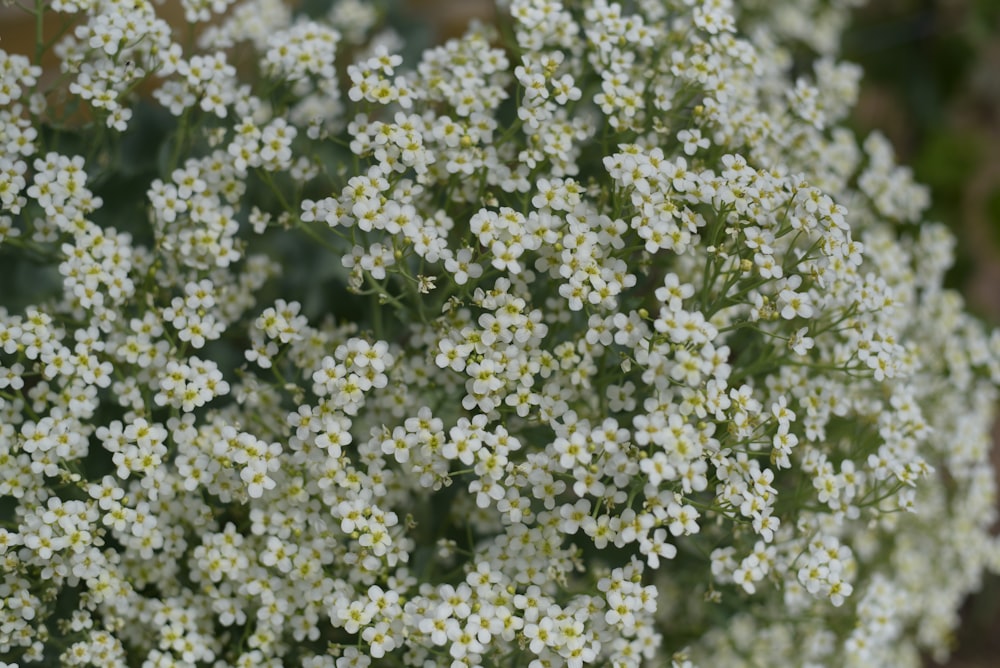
[1,0,999,666]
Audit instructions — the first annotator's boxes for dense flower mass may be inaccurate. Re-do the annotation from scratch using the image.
[1,0,999,666]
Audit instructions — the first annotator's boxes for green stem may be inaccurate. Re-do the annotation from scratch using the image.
[295,220,340,252]
[256,169,295,214]
[34,0,45,67]
[371,292,384,340]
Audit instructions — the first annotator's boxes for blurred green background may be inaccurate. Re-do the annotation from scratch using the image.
[847,0,1000,320]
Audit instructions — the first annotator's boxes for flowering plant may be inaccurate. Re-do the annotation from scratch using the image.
[2,0,999,666]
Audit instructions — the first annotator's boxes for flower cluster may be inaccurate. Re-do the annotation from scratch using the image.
[1,0,999,666]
